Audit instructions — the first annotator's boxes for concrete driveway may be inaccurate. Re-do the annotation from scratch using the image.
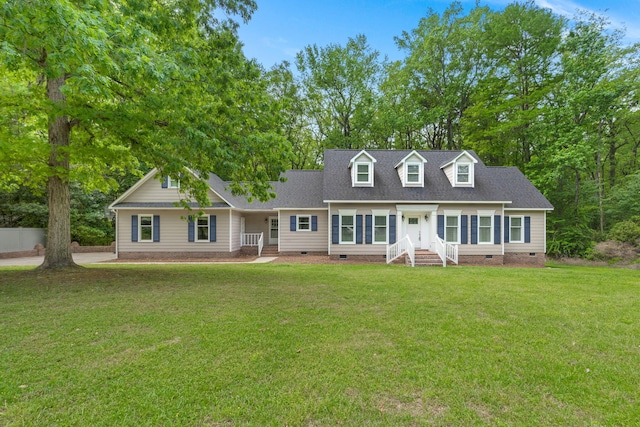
[0,253,117,267]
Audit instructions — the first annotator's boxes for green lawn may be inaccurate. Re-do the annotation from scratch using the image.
[1,263,638,426]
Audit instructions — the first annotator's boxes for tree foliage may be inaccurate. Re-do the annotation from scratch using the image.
[0,0,291,268]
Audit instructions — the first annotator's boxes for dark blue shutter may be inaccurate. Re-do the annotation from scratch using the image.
[312,216,318,231]
[389,214,396,244]
[210,215,216,242]
[188,216,195,242]
[356,214,363,244]
[437,215,444,239]
[504,216,510,243]
[471,215,478,244]
[153,215,160,242]
[290,215,296,232]
[161,176,168,188]
[494,215,501,244]
[461,215,468,244]
[131,215,138,242]
[365,215,372,244]
[524,216,531,243]
[331,215,339,244]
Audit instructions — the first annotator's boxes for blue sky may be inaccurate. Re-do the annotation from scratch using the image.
[237,0,640,68]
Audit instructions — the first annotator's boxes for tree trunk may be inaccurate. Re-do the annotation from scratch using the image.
[39,75,77,269]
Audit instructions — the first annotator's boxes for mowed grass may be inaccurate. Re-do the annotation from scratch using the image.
[1,263,639,426]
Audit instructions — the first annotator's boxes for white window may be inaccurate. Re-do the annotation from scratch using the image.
[478,216,493,244]
[510,216,524,243]
[196,216,209,241]
[374,215,387,243]
[297,215,311,231]
[456,164,470,183]
[340,214,355,243]
[139,215,153,242]
[168,177,180,188]
[356,163,371,184]
[445,215,459,243]
[406,163,421,184]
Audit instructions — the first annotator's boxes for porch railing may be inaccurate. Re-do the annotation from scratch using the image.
[435,236,458,267]
[241,232,264,257]
[386,235,415,267]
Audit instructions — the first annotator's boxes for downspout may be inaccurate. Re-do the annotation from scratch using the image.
[327,203,331,256]
[228,209,233,252]
[114,209,118,258]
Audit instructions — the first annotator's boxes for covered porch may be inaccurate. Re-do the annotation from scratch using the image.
[239,211,279,256]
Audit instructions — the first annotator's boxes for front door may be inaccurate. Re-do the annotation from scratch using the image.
[269,216,278,245]
[406,216,421,248]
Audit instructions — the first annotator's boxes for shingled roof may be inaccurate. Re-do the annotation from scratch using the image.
[208,170,326,210]
[321,149,553,209]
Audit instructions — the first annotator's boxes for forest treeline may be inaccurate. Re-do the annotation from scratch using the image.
[265,1,640,259]
[2,1,639,259]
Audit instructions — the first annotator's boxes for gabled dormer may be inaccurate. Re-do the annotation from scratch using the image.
[395,150,427,187]
[440,151,478,188]
[349,150,377,187]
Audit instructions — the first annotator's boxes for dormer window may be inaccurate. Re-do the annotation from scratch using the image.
[395,151,427,187]
[406,163,421,183]
[441,150,477,187]
[356,163,371,184]
[349,150,376,187]
[456,164,470,184]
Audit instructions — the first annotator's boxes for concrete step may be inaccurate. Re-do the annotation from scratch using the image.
[407,250,443,266]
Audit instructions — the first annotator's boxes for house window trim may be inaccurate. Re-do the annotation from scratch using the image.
[297,215,311,232]
[510,215,524,243]
[455,162,472,185]
[195,216,210,242]
[444,210,461,244]
[354,162,373,186]
[405,162,423,186]
[139,214,154,243]
[371,209,389,245]
[168,177,180,189]
[477,210,495,245]
[339,209,356,244]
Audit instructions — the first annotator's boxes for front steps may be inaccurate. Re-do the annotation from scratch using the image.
[407,250,445,267]
[260,245,279,256]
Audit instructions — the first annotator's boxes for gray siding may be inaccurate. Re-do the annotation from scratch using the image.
[117,209,231,253]
[123,171,225,204]
[279,210,328,252]
[438,204,504,256]
[504,210,546,253]
[329,203,397,256]
[0,228,46,252]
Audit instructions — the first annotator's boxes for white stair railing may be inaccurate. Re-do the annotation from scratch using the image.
[435,237,458,267]
[386,235,415,267]
[241,232,264,256]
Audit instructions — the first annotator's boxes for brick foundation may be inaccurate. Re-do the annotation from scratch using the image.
[504,252,546,267]
[457,255,505,266]
[117,250,241,260]
[279,251,328,256]
[329,254,389,263]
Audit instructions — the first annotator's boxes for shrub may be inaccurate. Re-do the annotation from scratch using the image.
[590,240,639,263]
[608,220,640,246]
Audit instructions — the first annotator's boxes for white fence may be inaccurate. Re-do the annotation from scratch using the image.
[0,228,46,253]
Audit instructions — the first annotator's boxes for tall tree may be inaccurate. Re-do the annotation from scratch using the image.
[465,1,564,167]
[295,34,383,150]
[394,2,489,150]
[0,0,290,269]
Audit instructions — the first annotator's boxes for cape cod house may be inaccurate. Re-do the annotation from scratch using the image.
[108,149,553,266]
